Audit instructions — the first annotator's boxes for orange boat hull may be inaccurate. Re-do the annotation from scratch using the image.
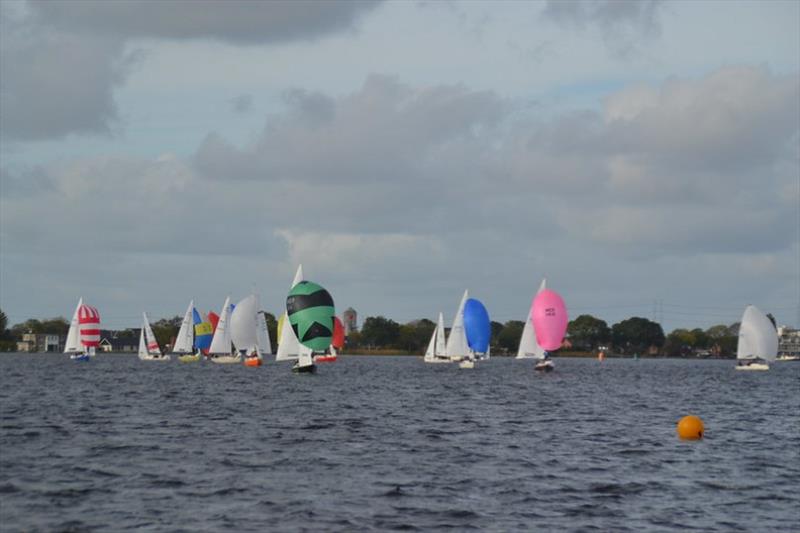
[244,358,262,367]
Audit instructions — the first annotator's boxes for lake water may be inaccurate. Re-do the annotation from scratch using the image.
[1,354,798,532]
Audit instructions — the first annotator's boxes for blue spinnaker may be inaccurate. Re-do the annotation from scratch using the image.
[464,298,490,353]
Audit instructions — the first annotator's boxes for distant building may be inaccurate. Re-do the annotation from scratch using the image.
[343,307,358,335]
[777,326,800,358]
[99,330,139,352]
[16,333,61,353]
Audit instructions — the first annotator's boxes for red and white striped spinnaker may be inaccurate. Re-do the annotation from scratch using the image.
[78,304,101,348]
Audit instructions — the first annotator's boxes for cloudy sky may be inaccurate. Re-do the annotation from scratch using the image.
[1,0,798,333]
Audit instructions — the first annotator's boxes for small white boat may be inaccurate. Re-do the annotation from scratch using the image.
[735,305,777,371]
[424,312,450,363]
[208,296,241,364]
[458,358,475,369]
[446,290,471,362]
[172,300,200,361]
[138,312,171,361]
[516,279,547,360]
[534,358,554,372]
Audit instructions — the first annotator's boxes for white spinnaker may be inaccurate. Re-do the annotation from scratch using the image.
[737,305,778,361]
[445,290,470,358]
[173,300,195,354]
[64,298,82,353]
[231,295,258,353]
[209,296,233,355]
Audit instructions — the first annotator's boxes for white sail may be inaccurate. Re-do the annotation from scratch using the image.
[256,296,272,356]
[276,265,305,361]
[435,312,447,356]
[138,327,147,359]
[143,313,162,356]
[172,300,195,354]
[209,296,233,355]
[737,305,778,361]
[297,344,314,367]
[517,278,547,359]
[424,327,437,360]
[64,298,82,353]
[446,290,470,359]
[231,295,258,355]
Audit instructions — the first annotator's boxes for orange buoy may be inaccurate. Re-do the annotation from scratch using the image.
[677,415,704,440]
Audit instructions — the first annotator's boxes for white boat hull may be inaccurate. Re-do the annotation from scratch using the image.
[777,355,800,361]
[210,355,242,364]
[534,359,554,372]
[139,355,171,361]
[736,362,769,371]
[459,359,475,369]
[424,357,452,364]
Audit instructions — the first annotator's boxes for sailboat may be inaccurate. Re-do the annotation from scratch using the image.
[517,279,547,360]
[424,312,450,363]
[256,307,272,358]
[531,286,568,372]
[173,301,202,362]
[276,265,315,372]
[445,290,474,367]
[208,296,241,363]
[735,305,778,371]
[315,316,343,363]
[231,294,265,367]
[64,298,101,361]
[138,312,170,361]
[463,297,490,368]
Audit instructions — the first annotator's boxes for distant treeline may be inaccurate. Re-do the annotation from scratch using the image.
[0,308,747,357]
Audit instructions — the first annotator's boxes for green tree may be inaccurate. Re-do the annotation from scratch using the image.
[397,319,435,353]
[360,316,401,348]
[152,315,182,350]
[611,317,665,355]
[567,314,610,350]
[664,328,694,357]
[496,320,524,354]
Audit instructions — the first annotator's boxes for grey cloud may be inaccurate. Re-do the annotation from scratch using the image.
[229,94,253,114]
[194,68,796,260]
[2,0,381,141]
[542,0,664,57]
[0,16,127,141]
[29,0,382,44]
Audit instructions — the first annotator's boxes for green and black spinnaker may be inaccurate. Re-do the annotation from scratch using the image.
[286,281,335,352]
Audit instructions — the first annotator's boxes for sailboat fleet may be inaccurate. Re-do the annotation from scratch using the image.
[60,270,784,374]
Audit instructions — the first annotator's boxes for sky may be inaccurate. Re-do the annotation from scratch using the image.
[1,0,798,333]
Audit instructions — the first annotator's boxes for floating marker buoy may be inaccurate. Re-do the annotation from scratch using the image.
[677,415,704,440]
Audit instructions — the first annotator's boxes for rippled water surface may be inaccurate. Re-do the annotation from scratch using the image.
[1,354,798,532]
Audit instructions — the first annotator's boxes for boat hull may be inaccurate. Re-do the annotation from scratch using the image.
[292,362,316,373]
[139,355,171,361]
[314,355,337,363]
[735,362,770,371]
[70,354,90,361]
[244,357,262,367]
[177,354,201,363]
[424,357,452,364]
[459,360,475,369]
[534,360,554,372]
[210,355,242,364]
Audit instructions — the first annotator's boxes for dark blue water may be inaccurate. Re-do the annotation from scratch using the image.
[1,355,798,532]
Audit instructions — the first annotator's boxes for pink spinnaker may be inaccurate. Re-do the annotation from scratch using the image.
[532,289,568,351]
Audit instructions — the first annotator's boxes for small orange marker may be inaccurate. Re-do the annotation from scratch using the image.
[677,415,704,440]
